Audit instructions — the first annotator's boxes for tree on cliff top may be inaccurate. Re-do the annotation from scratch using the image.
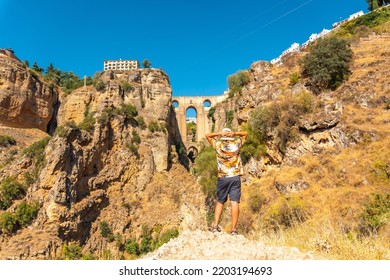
[142,59,151,68]
[366,0,390,11]
[301,37,352,93]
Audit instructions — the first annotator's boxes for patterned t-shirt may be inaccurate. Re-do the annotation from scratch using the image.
[210,137,245,178]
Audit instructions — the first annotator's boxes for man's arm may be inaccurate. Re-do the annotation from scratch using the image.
[205,132,223,144]
[234,131,248,141]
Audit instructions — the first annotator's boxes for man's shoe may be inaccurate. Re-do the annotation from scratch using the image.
[211,226,221,233]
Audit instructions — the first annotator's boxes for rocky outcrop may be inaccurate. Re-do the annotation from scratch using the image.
[0,61,206,259]
[235,61,285,124]
[143,230,317,260]
[0,54,59,132]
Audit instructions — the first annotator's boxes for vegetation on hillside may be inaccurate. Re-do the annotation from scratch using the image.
[142,59,151,68]
[366,0,390,11]
[227,70,251,97]
[194,9,390,259]
[0,176,40,235]
[335,5,390,37]
[27,61,105,95]
[186,121,196,142]
[2,5,389,260]
[22,136,51,182]
[0,135,16,147]
[301,37,353,92]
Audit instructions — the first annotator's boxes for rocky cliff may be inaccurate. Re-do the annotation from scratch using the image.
[0,54,206,259]
[0,53,59,132]
[206,27,389,258]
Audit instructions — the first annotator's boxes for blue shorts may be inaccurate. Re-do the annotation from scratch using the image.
[216,176,241,203]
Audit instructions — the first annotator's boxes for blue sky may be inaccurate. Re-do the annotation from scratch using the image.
[1,0,368,98]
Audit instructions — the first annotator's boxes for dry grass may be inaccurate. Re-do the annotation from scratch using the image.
[239,119,390,259]
[234,16,390,260]
[250,219,390,259]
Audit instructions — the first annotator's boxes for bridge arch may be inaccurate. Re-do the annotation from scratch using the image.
[186,106,197,143]
[172,100,179,108]
[187,146,199,163]
[172,94,227,149]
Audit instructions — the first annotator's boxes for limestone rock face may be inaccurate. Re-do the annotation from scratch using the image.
[236,61,284,124]
[0,62,206,259]
[0,54,58,132]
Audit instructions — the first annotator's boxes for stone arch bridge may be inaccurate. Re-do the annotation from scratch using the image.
[172,94,227,158]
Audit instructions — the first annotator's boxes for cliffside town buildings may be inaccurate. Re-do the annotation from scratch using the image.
[271,10,364,65]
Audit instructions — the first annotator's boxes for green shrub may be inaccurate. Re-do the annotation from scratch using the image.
[97,110,111,125]
[372,161,390,181]
[267,196,307,231]
[79,115,96,132]
[62,243,83,260]
[121,81,134,92]
[0,201,39,234]
[127,142,139,156]
[334,7,390,37]
[0,177,26,210]
[228,70,251,97]
[81,252,97,260]
[240,133,267,164]
[159,122,166,133]
[23,172,35,187]
[62,243,96,260]
[301,37,353,92]
[60,71,84,95]
[245,91,315,157]
[148,121,160,133]
[23,137,51,181]
[100,221,111,237]
[136,116,146,129]
[140,226,153,254]
[289,72,300,86]
[124,238,140,255]
[207,107,216,122]
[154,228,179,249]
[0,135,16,147]
[94,80,106,92]
[248,104,280,142]
[357,5,390,26]
[53,125,68,138]
[0,212,18,234]
[360,193,390,235]
[121,103,138,119]
[225,110,234,128]
[132,130,141,145]
[193,145,218,197]
[32,62,43,73]
[23,137,51,160]
[100,221,115,242]
[79,109,96,133]
[15,201,40,227]
[142,59,151,68]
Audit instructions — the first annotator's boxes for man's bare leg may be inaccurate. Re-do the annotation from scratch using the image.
[213,201,224,229]
[231,201,239,232]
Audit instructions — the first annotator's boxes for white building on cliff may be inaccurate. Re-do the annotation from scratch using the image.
[104,59,139,71]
